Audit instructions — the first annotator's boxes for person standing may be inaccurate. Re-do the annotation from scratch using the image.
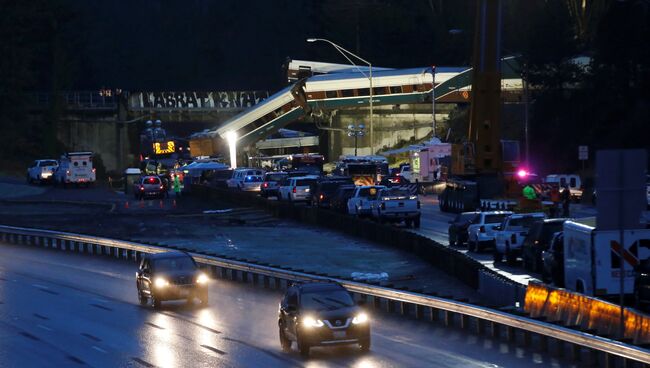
[549,186,561,218]
[173,174,182,198]
[561,185,571,217]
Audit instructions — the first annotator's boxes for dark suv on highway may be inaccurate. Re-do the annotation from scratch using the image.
[136,251,209,308]
[278,282,370,357]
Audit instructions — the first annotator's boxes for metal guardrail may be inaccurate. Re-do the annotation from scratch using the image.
[0,224,648,367]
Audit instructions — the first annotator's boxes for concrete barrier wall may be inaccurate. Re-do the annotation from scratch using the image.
[525,282,650,345]
[192,185,525,303]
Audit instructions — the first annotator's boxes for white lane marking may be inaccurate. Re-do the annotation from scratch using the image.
[32,283,49,289]
[37,324,52,331]
[93,298,110,304]
[92,346,107,354]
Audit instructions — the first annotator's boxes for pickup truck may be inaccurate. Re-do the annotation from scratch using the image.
[466,211,513,252]
[371,188,421,228]
[346,185,386,217]
[27,159,59,184]
[494,212,546,265]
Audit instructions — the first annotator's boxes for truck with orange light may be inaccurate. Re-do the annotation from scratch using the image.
[563,218,650,297]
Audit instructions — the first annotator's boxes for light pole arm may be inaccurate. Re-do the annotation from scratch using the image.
[308,38,371,74]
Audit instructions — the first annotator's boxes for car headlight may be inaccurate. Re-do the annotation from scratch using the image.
[154,277,169,288]
[196,273,209,284]
[302,316,324,328]
[409,195,417,200]
[352,313,369,324]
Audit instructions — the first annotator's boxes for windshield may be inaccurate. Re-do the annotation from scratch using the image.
[266,173,286,181]
[508,216,543,229]
[485,214,508,224]
[153,256,196,272]
[301,290,354,311]
[296,179,317,186]
[143,177,161,185]
[39,160,58,167]
[384,189,410,197]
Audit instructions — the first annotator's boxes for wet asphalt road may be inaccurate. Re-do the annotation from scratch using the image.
[0,243,579,368]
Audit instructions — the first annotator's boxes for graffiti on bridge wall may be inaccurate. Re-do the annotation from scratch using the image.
[129,91,269,110]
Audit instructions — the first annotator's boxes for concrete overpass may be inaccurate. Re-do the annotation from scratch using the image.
[29,58,523,172]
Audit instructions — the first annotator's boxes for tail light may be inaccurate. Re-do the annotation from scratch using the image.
[159,185,163,190]
[66,170,70,176]
[140,185,144,191]
[319,194,324,200]
[511,234,517,244]
[263,182,269,188]
[417,201,421,209]
[381,203,386,210]
[292,187,296,193]
[479,225,486,233]
[92,168,96,173]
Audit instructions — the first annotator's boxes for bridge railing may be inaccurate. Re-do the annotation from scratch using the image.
[0,224,648,367]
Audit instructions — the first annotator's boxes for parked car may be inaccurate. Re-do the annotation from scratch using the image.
[227,168,265,189]
[379,175,410,186]
[541,232,564,287]
[467,211,513,252]
[330,185,357,214]
[239,175,263,192]
[634,258,650,312]
[278,282,370,357]
[54,152,96,187]
[371,187,421,227]
[260,172,288,198]
[347,185,386,217]
[26,159,58,184]
[494,212,546,265]
[544,174,583,202]
[277,176,319,203]
[521,218,567,273]
[310,177,354,208]
[136,251,209,308]
[133,175,166,199]
[448,211,481,247]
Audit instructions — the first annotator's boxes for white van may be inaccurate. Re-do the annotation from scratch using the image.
[544,174,582,201]
[226,168,265,189]
[54,152,96,187]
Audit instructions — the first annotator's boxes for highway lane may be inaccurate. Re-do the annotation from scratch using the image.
[0,243,579,368]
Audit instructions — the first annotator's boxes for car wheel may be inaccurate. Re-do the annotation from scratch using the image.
[297,336,310,357]
[279,325,292,352]
[198,290,208,305]
[359,334,371,353]
[151,293,161,309]
[493,251,503,263]
[468,240,477,252]
[414,216,421,228]
[138,288,148,306]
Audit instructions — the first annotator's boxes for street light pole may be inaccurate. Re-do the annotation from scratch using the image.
[307,38,373,154]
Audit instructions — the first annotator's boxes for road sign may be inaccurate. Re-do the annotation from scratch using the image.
[579,146,588,160]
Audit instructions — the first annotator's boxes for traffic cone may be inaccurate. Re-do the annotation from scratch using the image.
[124,201,129,209]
